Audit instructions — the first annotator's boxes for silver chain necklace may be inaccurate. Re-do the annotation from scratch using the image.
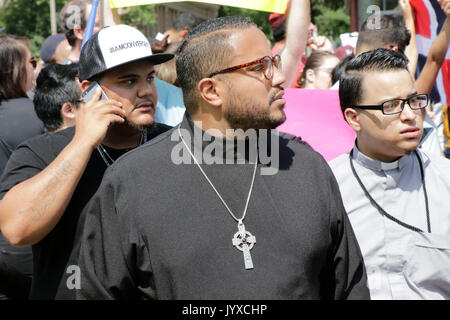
[97,129,148,168]
[178,126,257,270]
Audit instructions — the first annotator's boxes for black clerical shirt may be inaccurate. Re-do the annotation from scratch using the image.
[76,115,369,300]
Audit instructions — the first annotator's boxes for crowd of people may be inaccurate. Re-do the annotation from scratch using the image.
[0,0,449,300]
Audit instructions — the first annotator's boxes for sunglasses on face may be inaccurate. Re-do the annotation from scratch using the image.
[208,55,282,80]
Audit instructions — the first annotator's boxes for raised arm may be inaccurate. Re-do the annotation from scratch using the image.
[400,0,418,76]
[280,0,311,88]
[0,88,125,247]
[414,0,450,94]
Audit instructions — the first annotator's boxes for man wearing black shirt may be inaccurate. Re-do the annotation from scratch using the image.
[76,17,369,300]
[0,25,173,299]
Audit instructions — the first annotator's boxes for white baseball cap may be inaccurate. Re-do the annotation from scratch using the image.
[78,24,173,81]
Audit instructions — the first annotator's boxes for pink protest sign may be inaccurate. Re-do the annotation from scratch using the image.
[277,89,356,161]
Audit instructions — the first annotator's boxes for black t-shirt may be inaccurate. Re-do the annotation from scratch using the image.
[0,97,45,299]
[0,97,45,176]
[0,124,171,299]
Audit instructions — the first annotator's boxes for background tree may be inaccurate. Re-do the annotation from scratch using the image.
[311,0,349,45]
[0,0,350,56]
[218,0,350,46]
[0,0,157,56]
[119,5,157,36]
[217,6,273,42]
[0,0,67,56]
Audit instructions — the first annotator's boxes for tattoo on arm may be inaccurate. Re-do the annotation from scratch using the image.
[18,160,76,222]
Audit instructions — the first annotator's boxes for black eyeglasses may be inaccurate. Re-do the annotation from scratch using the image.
[353,93,429,115]
[208,55,282,80]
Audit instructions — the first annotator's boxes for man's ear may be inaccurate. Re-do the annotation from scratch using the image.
[179,29,189,40]
[386,43,399,51]
[197,78,222,108]
[344,107,361,132]
[80,80,92,92]
[61,102,77,120]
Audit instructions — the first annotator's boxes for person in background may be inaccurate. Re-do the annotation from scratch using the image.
[331,54,354,89]
[40,34,71,65]
[0,35,45,173]
[163,12,200,42]
[154,41,181,86]
[152,41,185,126]
[152,12,203,126]
[59,0,102,63]
[33,63,81,133]
[269,0,311,88]
[32,33,72,86]
[329,48,450,300]
[356,0,449,99]
[0,35,45,300]
[297,50,340,89]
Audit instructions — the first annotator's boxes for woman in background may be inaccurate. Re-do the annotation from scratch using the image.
[0,35,45,300]
[297,50,340,89]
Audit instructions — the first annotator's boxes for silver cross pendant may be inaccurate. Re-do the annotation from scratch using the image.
[232,220,256,270]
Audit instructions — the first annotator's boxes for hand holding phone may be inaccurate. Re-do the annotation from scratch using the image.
[74,81,126,149]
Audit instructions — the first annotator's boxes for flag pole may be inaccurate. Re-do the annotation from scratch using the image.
[81,0,100,49]
[50,0,57,35]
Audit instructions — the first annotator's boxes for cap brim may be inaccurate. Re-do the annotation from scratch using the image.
[111,52,174,70]
[83,53,174,81]
[108,52,174,73]
[147,53,174,65]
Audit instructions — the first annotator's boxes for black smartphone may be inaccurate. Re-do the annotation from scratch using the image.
[81,81,109,103]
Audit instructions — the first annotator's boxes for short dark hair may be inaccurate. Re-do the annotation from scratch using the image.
[356,14,411,53]
[339,48,409,116]
[176,16,257,113]
[33,63,81,132]
[331,54,354,86]
[172,12,200,31]
[59,0,92,46]
[0,36,29,104]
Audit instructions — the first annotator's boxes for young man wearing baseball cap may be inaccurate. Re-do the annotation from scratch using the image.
[0,24,173,299]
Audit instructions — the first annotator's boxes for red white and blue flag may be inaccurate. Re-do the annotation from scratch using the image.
[410,0,450,106]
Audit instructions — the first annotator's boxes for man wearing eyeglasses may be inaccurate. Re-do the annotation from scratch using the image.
[76,16,369,300]
[329,48,450,300]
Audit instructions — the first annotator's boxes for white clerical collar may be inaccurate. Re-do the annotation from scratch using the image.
[352,146,411,171]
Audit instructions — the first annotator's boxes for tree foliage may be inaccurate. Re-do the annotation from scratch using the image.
[311,0,347,11]
[120,5,157,33]
[217,6,273,42]
[218,1,350,46]
[312,2,350,44]
[0,0,350,55]
[0,0,67,56]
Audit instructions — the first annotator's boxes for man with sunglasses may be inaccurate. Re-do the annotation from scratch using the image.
[329,48,450,299]
[76,16,369,300]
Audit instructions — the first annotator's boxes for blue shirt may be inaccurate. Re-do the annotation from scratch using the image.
[154,77,185,126]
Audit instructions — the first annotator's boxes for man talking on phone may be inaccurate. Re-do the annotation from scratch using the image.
[0,24,173,299]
